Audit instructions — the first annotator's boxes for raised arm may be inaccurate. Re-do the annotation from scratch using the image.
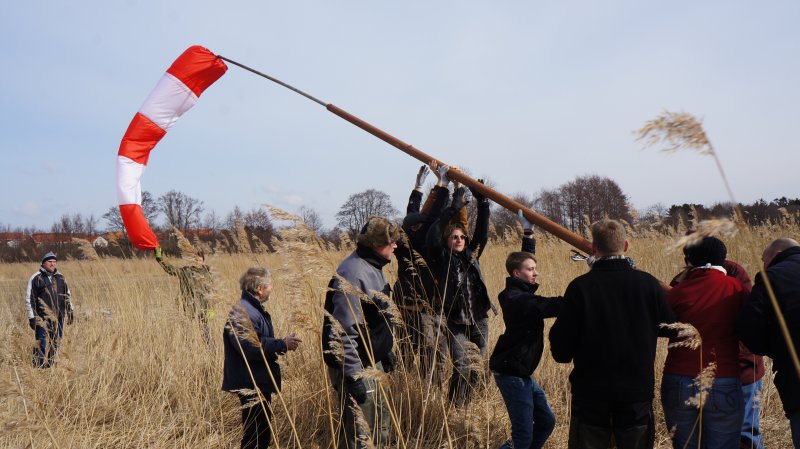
[406,165,429,214]
[469,180,490,258]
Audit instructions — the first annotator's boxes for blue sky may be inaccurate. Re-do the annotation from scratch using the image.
[2,1,798,230]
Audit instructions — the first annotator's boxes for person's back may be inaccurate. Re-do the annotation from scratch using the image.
[549,219,674,449]
[551,258,671,401]
[737,238,800,447]
[664,270,744,377]
[661,236,747,449]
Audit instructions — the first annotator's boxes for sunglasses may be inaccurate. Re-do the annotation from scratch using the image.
[449,234,467,240]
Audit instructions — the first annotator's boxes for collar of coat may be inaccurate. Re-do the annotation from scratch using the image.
[770,245,800,268]
[356,244,391,270]
[505,276,540,294]
[689,264,727,275]
[39,266,58,276]
[590,257,635,271]
[241,290,265,312]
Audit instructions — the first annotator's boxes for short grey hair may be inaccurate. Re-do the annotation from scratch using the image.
[239,266,272,293]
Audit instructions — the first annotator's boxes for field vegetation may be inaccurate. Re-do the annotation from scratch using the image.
[1,211,798,448]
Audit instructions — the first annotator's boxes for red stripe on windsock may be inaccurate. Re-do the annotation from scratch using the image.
[120,204,159,250]
[166,46,228,97]
[118,112,167,165]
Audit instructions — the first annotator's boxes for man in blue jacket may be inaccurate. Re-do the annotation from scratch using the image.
[26,251,74,368]
[222,266,301,449]
[737,238,800,448]
[490,212,561,449]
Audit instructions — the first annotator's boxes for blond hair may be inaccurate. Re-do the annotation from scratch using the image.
[591,219,627,255]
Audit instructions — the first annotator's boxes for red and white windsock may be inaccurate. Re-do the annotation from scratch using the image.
[116,45,227,250]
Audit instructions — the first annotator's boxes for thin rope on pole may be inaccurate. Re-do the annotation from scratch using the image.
[216,55,328,107]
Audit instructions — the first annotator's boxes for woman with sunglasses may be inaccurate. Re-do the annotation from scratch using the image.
[426,180,492,407]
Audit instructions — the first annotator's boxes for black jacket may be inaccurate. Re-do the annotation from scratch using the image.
[426,199,491,324]
[26,268,71,319]
[222,291,287,396]
[549,258,675,403]
[736,246,800,415]
[394,186,449,312]
[490,275,562,377]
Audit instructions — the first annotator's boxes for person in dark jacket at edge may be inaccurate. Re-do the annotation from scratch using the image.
[394,163,451,386]
[549,219,675,449]
[736,238,800,448]
[323,216,400,449]
[490,211,562,449]
[670,236,766,449]
[222,266,301,449]
[426,180,492,407]
[26,251,75,368]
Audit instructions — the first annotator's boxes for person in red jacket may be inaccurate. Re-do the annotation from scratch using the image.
[671,241,766,449]
[662,236,747,449]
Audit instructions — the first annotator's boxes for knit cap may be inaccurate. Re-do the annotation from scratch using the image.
[41,251,57,264]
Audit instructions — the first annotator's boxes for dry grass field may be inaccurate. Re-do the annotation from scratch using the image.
[1,218,797,448]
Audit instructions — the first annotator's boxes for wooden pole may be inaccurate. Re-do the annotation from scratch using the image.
[216,55,593,253]
[326,104,594,254]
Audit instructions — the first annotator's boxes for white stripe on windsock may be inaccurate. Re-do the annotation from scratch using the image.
[116,155,145,205]
[138,73,199,132]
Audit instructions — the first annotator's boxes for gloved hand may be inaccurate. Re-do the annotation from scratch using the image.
[346,377,368,404]
[470,179,488,204]
[66,308,74,325]
[154,247,163,262]
[518,210,534,234]
[451,187,468,211]
[381,352,397,373]
[415,165,429,190]
[437,164,451,186]
[29,318,37,330]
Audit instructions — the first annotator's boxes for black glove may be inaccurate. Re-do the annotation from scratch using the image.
[346,377,368,404]
[470,179,488,204]
[29,318,37,330]
[66,309,74,325]
[381,352,397,373]
[451,187,468,211]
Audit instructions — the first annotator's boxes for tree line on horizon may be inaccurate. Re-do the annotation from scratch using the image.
[1,174,798,263]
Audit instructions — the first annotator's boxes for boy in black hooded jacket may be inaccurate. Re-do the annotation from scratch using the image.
[489,212,561,449]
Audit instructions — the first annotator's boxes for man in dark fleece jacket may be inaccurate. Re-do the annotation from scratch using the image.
[736,238,800,448]
[490,212,561,449]
[549,219,675,449]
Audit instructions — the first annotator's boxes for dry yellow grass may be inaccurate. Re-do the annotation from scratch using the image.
[0,219,797,448]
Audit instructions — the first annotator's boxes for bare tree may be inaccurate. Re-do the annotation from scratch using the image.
[532,175,632,232]
[102,190,159,233]
[336,189,399,239]
[84,214,99,238]
[492,192,536,237]
[158,190,204,233]
[102,207,125,232]
[203,210,223,233]
[299,206,324,233]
